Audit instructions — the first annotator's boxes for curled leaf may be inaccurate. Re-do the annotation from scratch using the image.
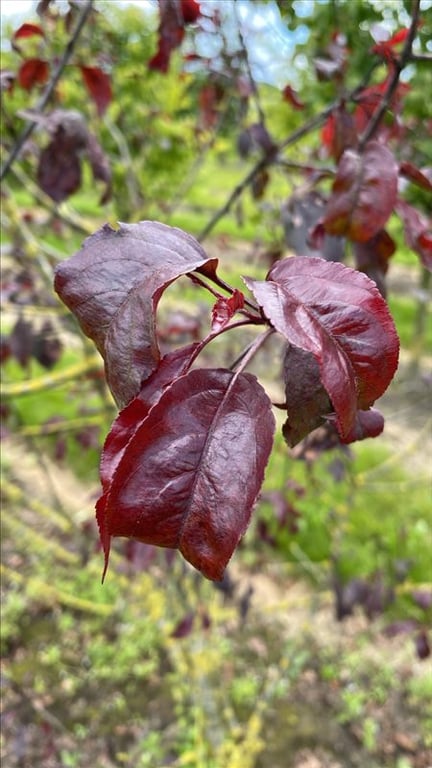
[244,256,399,439]
[54,222,216,407]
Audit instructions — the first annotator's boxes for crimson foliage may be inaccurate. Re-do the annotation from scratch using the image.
[55,221,399,581]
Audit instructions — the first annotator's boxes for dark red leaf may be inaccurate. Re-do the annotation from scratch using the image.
[323,141,398,242]
[333,408,384,444]
[80,66,112,117]
[396,200,432,271]
[54,222,216,407]
[211,289,244,333]
[282,346,331,447]
[32,320,63,369]
[149,0,185,73]
[18,58,49,90]
[282,84,304,110]
[198,82,224,130]
[13,22,45,40]
[181,0,200,24]
[9,316,34,368]
[353,229,396,296]
[97,369,275,581]
[415,630,430,660]
[38,144,81,202]
[320,105,357,161]
[98,343,201,501]
[354,79,409,136]
[244,257,399,439]
[171,612,195,638]
[399,162,432,192]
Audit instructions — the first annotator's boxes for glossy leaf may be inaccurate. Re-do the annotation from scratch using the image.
[80,66,112,117]
[54,222,215,407]
[97,369,275,581]
[323,142,398,242]
[244,257,399,438]
[211,290,244,333]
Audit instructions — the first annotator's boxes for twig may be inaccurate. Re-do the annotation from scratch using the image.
[1,355,102,399]
[359,0,421,149]
[0,0,94,181]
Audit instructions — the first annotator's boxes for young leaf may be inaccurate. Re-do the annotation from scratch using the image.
[80,66,112,117]
[323,141,398,242]
[54,222,216,407]
[244,256,399,438]
[97,369,275,581]
[211,289,244,333]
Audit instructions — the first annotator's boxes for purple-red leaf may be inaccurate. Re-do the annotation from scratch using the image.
[244,257,399,439]
[54,222,216,408]
[97,369,275,581]
[331,408,384,444]
[80,66,112,117]
[396,200,432,271]
[353,229,396,296]
[323,141,398,242]
[282,84,305,110]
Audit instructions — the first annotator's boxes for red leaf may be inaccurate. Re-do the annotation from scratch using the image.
[396,200,432,271]
[323,141,398,242]
[353,229,396,296]
[211,290,244,333]
[171,612,195,638]
[181,0,200,24]
[99,343,201,500]
[54,222,217,407]
[18,58,49,90]
[244,257,399,439]
[372,27,409,58]
[149,0,185,73]
[98,369,275,581]
[282,84,304,110]
[80,66,112,117]
[399,162,432,192]
[13,22,45,40]
[320,105,357,161]
[334,408,384,444]
[36,111,89,202]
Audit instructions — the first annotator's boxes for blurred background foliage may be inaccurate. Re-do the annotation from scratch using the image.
[1,1,431,766]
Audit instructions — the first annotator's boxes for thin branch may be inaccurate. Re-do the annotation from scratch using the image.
[359,0,421,149]
[0,0,94,181]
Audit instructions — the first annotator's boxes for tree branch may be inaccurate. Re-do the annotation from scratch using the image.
[0,0,94,182]
[359,0,421,150]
